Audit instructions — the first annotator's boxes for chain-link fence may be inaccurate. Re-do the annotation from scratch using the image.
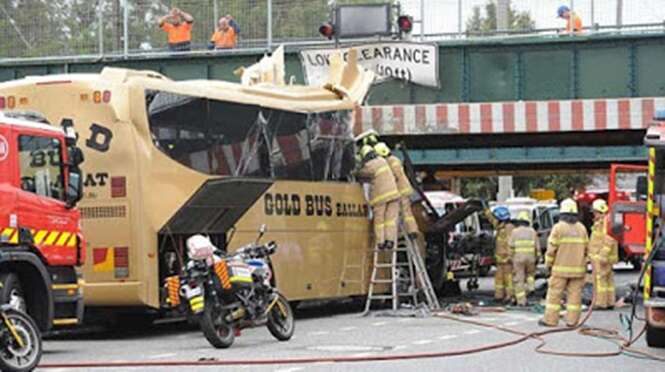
[1,0,664,61]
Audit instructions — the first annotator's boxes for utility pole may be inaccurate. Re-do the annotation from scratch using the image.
[616,0,623,27]
[496,0,510,31]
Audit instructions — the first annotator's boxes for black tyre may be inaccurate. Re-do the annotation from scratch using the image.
[478,265,491,277]
[266,294,294,341]
[630,257,643,272]
[0,309,42,372]
[199,299,234,349]
[646,322,665,348]
[0,274,26,314]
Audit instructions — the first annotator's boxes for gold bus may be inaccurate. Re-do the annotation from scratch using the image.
[0,51,380,314]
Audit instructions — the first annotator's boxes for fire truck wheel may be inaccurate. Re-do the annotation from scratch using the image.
[0,273,27,313]
[646,322,665,348]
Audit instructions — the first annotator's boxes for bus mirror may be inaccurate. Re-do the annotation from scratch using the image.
[66,169,83,208]
[636,176,647,198]
[259,224,267,234]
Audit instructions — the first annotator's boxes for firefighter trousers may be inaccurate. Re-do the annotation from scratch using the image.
[494,263,513,300]
[543,276,585,326]
[593,264,615,308]
[372,199,400,247]
[400,196,419,235]
[512,256,536,306]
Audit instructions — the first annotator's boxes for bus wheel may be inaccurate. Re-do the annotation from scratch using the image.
[0,273,27,313]
[646,322,665,348]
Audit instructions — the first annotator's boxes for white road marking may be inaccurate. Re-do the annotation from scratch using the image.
[412,339,434,345]
[464,330,481,335]
[308,331,330,336]
[438,335,459,340]
[275,367,304,372]
[393,345,409,350]
[340,326,357,331]
[148,352,176,359]
[372,321,388,326]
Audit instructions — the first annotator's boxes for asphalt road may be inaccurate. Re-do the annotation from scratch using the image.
[38,268,665,372]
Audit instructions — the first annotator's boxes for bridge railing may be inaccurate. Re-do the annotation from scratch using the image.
[1,0,664,62]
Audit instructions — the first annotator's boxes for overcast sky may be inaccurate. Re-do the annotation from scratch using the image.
[399,0,665,34]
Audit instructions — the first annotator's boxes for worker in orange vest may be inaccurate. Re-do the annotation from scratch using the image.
[159,7,194,52]
[588,199,619,310]
[209,17,238,50]
[557,5,583,34]
[540,198,589,327]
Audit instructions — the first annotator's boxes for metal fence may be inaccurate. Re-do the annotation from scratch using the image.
[1,0,664,61]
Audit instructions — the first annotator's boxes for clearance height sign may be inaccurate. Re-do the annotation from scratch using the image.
[300,42,440,88]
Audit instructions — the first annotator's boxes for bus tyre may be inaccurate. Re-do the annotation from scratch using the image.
[199,300,234,349]
[0,273,26,313]
[0,308,42,372]
[267,294,294,342]
[646,322,665,348]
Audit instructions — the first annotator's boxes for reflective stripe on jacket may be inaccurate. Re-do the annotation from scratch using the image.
[357,157,400,206]
[509,226,540,259]
[386,155,413,196]
[495,223,514,264]
[546,221,588,278]
[588,217,619,271]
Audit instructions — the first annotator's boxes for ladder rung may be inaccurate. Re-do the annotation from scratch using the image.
[371,279,394,284]
[368,295,394,300]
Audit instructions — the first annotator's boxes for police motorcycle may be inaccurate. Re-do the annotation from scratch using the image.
[0,304,42,372]
[179,225,294,348]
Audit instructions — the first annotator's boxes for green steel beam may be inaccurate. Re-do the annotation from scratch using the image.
[407,145,646,166]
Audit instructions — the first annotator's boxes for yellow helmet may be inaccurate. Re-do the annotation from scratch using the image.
[516,210,531,224]
[592,199,609,213]
[374,142,391,157]
[359,144,375,159]
[560,198,578,214]
[354,129,379,146]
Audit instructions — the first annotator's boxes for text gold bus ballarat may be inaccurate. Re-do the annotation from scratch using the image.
[0,49,386,313]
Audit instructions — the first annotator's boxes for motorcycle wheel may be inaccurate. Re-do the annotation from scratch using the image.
[199,300,235,349]
[0,309,42,372]
[266,294,295,341]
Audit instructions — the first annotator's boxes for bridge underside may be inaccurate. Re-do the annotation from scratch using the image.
[395,130,646,173]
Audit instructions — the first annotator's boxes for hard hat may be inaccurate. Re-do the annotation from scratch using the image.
[493,206,511,222]
[592,199,609,214]
[354,129,379,146]
[359,144,375,159]
[516,210,531,224]
[557,5,570,18]
[374,142,391,157]
[560,198,578,214]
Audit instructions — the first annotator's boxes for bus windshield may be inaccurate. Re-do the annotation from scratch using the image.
[145,90,355,181]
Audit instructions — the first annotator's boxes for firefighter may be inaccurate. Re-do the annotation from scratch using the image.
[509,211,540,306]
[355,129,379,148]
[356,145,400,250]
[540,198,589,327]
[486,206,515,302]
[588,199,619,310]
[374,142,419,240]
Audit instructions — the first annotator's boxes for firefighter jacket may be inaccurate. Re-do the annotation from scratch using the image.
[546,221,589,278]
[509,226,540,260]
[357,157,400,206]
[588,218,619,272]
[485,210,514,264]
[386,155,413,197]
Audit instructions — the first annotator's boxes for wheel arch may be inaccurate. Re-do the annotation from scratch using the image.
[0,247,54,332]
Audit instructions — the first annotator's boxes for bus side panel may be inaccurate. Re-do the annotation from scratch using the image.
[228,180,372,301]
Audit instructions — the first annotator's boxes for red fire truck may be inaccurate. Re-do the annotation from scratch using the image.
[575,164,647,269]
[0,111,85,331]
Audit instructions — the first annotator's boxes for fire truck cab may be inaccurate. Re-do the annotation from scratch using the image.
[0,111,85,331]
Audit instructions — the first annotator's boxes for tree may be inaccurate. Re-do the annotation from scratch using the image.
[461,174,593,201]
[466,0,535,33]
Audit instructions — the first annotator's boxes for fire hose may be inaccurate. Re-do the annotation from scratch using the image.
[38,269,664,369]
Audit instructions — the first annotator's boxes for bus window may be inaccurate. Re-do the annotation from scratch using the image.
[146,89,355,182]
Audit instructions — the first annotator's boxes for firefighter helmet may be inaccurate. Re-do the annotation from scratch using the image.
[374,142,391,157]
[354,129,379,147]
[516,210,531,224]
[359,144,375,159]
[493,206,511,222]
[560,198,578,214]
[592,199,609,214]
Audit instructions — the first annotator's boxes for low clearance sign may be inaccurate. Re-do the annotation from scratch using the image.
[300,42,440,88]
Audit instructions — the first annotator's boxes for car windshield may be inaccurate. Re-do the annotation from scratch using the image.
[145,90,355,181]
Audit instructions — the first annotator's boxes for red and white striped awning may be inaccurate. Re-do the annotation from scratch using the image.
[354,97,665,135]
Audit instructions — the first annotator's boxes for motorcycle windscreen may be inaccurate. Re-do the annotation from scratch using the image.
[161,178,273,235]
